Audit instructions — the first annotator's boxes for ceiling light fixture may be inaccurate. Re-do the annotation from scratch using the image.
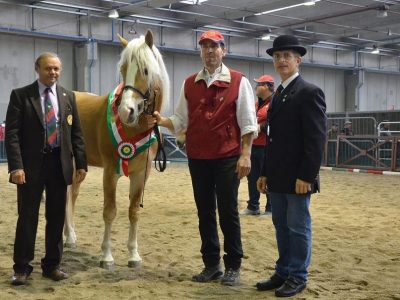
[180,0,207,4]
[108,9,119,19]
[261,34,271,41]
[304,0,319,6]
[261,28,272,40]
[371,45,380,54]
[129,23,137,34]
[377,4,389,18]
[255,0,320,16]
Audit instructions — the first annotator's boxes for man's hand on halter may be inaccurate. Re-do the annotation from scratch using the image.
[152,111,175,132]
[140,114,157,130]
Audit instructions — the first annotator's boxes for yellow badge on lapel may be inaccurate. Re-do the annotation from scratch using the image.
[67,114,73,125]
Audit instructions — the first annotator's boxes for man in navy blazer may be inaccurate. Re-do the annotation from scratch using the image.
[5,52,87,285]
[256,35,327,297]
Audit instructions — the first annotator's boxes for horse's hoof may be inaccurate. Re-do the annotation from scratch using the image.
[100,261,115,271]
[64,242,77,249]
[128,260,142,268]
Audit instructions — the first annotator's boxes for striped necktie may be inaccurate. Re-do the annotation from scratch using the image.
[276,84,284,96]
[271,84,284,109]
[44,87,58,148]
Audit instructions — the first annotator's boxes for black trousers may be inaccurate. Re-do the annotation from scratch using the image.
[13,148,67,275]
[188,156,243,270]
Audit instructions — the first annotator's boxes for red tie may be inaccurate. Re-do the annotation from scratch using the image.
[44,87,58,147]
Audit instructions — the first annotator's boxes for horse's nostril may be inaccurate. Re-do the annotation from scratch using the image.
[129,108,134,116]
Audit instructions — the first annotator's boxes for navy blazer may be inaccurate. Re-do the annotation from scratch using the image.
[5,81,87,185]
[263,76,327,194]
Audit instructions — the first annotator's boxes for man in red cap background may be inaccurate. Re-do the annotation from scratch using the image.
[241,74,274,216]
[152,30,257,286]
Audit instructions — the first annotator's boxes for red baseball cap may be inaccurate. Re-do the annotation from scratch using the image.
[198,30,225,45]
[254,75,275,84]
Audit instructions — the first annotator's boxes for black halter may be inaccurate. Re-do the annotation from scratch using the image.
[121,85,155,115]
[121,83,166,174]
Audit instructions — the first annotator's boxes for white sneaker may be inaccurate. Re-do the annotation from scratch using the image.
[261,210,272,217]
[240,208,260,215]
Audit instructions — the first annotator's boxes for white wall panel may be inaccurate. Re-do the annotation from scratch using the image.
[310,48,336,65]
[33,10,78,36]
[98,44,120,96]
[337,51,355,67]
[228,37,256,57]
[0,35,74,121]
[161,29,195,50]
[0,5,30,29]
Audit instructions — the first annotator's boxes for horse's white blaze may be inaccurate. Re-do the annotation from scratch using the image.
[101,223,114,262]
[119,59,143,125]
[127,223,142,263]
[118,89,142,125]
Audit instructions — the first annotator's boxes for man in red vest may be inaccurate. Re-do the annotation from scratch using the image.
[241,75,274,216]
[153,30,257,286]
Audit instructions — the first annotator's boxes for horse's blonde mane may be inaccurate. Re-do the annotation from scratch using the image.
[118,35,170,113]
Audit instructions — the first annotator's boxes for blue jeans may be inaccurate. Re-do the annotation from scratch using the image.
[269,192,312,282]
[246,145,271,211]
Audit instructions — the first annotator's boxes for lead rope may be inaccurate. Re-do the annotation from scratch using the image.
[140,89,167,208]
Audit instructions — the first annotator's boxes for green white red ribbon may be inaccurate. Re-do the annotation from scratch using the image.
[106,83,156,176]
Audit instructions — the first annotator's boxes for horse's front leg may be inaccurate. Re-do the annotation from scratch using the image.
[127,150,154,268]
[100,166,120,271]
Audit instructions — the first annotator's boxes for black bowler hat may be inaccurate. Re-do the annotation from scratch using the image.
[266,35,307,57]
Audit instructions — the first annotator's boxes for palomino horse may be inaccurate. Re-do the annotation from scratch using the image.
[64,30,170,270]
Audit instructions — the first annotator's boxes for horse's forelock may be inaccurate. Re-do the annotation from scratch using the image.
[118,35,170,112]
[118,36,158,87]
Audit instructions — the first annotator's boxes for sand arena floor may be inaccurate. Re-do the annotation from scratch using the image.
[0,163,399,299]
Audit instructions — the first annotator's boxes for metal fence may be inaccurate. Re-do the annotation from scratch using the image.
[324,117,400,171]
[327,116,377,136]
[324,135,400,171]
[162,134,187,162]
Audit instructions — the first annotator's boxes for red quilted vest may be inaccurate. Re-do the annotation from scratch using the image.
[184,70,243,159]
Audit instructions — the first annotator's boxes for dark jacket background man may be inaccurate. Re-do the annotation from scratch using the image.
[256,35,327,297]
[5,52,87,285]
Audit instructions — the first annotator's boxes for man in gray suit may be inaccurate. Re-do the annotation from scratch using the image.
[256,35,327,297]
[5,52,87,285]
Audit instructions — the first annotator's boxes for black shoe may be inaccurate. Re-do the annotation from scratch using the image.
[192,265,223,282]
[42,269,69,281]
[11,273,28,286]
[256,273,285,291]
[221,268,240,286]
[275,277,306,297]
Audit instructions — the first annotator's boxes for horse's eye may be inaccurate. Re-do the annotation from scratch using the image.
[144,68,148,76]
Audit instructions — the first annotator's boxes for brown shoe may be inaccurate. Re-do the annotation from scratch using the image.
[43,269,69,281]
[12,273,28,286]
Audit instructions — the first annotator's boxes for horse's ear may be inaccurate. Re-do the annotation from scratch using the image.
[145,30,153,49]
[117,34,129,48]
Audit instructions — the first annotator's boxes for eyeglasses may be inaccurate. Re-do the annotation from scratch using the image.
[200,43,221,51]
[256,83,273,88]
[272,52,297,62]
